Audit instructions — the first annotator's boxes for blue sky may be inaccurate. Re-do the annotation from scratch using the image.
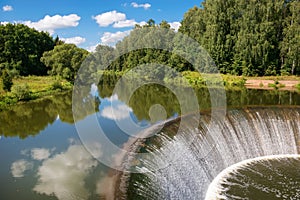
[0,0,202,51]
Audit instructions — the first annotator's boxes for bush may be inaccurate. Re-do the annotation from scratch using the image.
[259,82,264,87]
[1,70,13,92]
[11,84,31,100]
[51,81,64,90]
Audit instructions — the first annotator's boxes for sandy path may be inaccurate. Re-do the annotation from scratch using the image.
[245,79,299,90]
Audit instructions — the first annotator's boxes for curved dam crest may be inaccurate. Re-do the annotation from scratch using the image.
[122,106,300,199]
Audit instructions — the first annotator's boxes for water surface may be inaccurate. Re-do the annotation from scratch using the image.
[1,87,300,199]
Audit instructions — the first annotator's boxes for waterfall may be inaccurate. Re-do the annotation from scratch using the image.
[123,106,300,199]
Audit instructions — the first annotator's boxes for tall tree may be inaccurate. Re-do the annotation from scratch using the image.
[41,44,89,82]
[280,0,300,75]
[0,23,55,76]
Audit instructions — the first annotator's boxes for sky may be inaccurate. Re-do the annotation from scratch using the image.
[0,0,202,51]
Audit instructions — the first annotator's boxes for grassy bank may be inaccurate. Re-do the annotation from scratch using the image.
[99,70,247,90]
[104,70,300,91]
[0,76,72,110]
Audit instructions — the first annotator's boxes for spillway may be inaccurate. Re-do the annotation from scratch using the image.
[120,106,300,199]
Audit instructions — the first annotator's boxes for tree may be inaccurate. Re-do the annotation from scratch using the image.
[0,23,55,76]
[280,0,300,75]
[41,44,89,82]
[179,0,298,76]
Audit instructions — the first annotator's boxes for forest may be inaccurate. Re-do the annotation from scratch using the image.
[0,0,299,94]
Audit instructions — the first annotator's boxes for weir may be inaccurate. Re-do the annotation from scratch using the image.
[122,106,300,199]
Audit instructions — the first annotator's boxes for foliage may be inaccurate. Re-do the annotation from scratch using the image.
[1,70,13,91]
[268,80,285,89]
[0,23,55,76]
[0,91,99,138]
[179,0,300,76]
[51,80,64,90]
[0,75,73,108]
[41,43,89,82]
[11,84,31,101]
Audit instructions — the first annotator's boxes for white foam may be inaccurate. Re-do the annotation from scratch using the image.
[205,154,300,200]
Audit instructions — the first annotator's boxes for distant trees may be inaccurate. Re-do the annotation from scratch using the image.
[90,0,299,77]
[90,22,194,73]
[0,23,55,76]
[179,0,300,76]
[1,0,299,84]
[41,44,89,82]
[280,0,300,75]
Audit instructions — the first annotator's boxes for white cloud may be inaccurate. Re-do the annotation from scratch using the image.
[33,145,98,200]
[11,159,33,178]
[3,5,13,12]
[95,173,119,199]
[61,36,86,45]
[113,20,147,28]
[113,19,137,28]
[86,44,99,52]
[131,2,151,9]
[0,21,9,25]
[168,22,181,32]
[101,104,133,120]
[100,30,131,46]
[93,11,126,27]
[31,148,51,161]
[138,21,147,26]
[22,14,80,35]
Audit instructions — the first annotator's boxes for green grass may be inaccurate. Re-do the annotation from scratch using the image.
[0,76,72,110]
[268,80,286,89]
[180,71,246,89]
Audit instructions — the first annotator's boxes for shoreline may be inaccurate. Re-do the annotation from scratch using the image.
[245,79,299,91]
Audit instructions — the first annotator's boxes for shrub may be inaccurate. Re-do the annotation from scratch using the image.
[1,70,13,92]
[11,84,31,100]
[51,81,64,90]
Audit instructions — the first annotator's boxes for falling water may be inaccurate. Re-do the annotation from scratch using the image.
[120,106,300,199]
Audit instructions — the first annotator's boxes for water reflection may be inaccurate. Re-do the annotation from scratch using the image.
[33,144,98,200]
[1,75,299,140]
[30,148,52,161]
[11,159,33,178]
[100,94,133,120]
[1,74,300,199]
[0,91,100,139]
[9,140,103,200]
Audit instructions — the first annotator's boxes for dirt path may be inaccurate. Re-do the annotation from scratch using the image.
[245,79,299,90]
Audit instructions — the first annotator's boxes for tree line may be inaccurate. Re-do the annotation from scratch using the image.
[1,0,299,93]
[89,0,300,77]
[0,23,88,91]
[180,0,300,76]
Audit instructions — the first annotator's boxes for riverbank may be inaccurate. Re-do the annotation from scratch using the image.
[0,76,72,110]
[1,73,300,111]
[245,76,300,91]
[102,70,300,91]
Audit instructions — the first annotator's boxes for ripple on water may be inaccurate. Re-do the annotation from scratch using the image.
[205,155,300,200]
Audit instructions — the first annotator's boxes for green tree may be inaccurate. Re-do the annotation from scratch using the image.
[0,23,55,76]
[41,44,89,82]
[179,0,298,76]
[280,0,300,75]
